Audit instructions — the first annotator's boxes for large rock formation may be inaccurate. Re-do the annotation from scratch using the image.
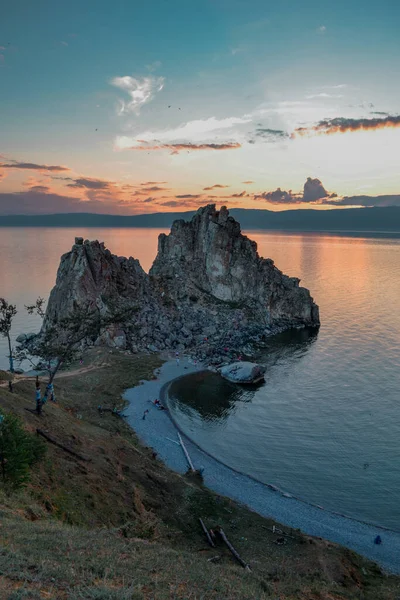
[43,205,319,363]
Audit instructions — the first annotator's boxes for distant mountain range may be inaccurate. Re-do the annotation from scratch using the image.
[1,206,400,234]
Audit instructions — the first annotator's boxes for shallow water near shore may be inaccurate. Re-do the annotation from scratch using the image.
[1,227,400,530]
[166,234,400,530]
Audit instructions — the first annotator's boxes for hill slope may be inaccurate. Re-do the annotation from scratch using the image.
[0,350,399,599]
[1,206,400,233]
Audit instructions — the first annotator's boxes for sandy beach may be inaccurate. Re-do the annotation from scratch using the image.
[123,356,400,574]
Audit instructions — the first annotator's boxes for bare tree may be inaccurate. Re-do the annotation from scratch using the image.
[16,298,135,414]
[0,298,17,373]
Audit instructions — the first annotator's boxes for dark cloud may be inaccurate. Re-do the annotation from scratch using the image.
[255,177,333,205]
[0,161,70,172]
[175,194,203,199]
[322,195,400,207]
[203,184,230,190]
[370,111,389,116]
[140,181,167,185]
[302,177,329,202]
[160,200,183,207]
[66,177,110,190]
[254,188,300,204]
[28,185,51,193]
[250,127,289,143]
[231,191,248,198]
[253,177,400,208]
[129,142,241,153]
[294,115,400,136]
[140,186,169,192]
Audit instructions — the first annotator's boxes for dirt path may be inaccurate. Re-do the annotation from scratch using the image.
[0,364,106,388]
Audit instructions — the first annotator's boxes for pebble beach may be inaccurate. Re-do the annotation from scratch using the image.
[123,356,400,574]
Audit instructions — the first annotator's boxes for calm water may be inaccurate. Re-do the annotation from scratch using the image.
[167,233,400,530]
[1,228,400,529]
[0,228,168,370]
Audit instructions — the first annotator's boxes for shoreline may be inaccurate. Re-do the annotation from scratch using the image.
[123,356,400,574]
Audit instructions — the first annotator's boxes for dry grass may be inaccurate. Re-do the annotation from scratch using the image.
[0,349,399,599]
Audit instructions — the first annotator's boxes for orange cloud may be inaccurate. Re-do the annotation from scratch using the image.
[293,115,400,137]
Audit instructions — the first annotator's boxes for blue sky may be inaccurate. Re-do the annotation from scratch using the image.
[1,0,399,214]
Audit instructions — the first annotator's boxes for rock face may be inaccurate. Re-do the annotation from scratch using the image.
[43,205,319,363]
[220,362,266,384]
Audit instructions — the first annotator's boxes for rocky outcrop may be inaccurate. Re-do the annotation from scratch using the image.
[43,205,319,363]
[220,362,266,384]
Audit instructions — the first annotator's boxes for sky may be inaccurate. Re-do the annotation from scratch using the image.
[1,0,400,215]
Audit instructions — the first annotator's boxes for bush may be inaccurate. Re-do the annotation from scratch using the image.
[0,411,46,492]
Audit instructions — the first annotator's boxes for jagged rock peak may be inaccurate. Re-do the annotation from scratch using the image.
[43,206,320,362]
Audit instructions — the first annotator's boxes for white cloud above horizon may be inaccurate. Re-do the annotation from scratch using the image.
[114,115,253,150]
[110,75,165,116]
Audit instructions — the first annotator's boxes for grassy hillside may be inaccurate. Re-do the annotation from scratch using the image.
[0,349,399,599]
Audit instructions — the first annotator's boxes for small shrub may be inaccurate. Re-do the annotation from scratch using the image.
[0,410,46,492]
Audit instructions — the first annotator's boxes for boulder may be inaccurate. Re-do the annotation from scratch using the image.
[16,333,27,343]
[220,362,266,384]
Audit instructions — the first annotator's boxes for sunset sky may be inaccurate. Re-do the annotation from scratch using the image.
[1,0,400,215]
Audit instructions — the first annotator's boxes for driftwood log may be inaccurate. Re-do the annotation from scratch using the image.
[177,432,195,473]
[199,518,216,548]
[36,429,91,462]
[216,526,251,571]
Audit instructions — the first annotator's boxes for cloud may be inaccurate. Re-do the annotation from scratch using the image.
[255,188,299,204]
[28,185,51,193]
[294,115,400,136]
[248,127,289,144]
[140,181,167,185]
[322,195,400,208]
[0,54,5,65]
[65,177,110,190]
[231,191,248,198]
[60,41,68,46]
[242,180,254,184]
[175,194,203,199]
[115,115,252,150]
[230,46,245,55]
[305,93,343,99]
[0,170,7,181]
[370,111,389,116]
[125,142,241,153]
[255,177,334,205]
[160,200,184,207]
[317,25,326,34]
[302,177,330,202]
[203,184,230,190]
[0,161,70,172]
[110,75,165,115]
[253,177,400,207]
[140,185,169,192]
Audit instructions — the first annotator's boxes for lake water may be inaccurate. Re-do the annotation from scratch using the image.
[1,227,400,529]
